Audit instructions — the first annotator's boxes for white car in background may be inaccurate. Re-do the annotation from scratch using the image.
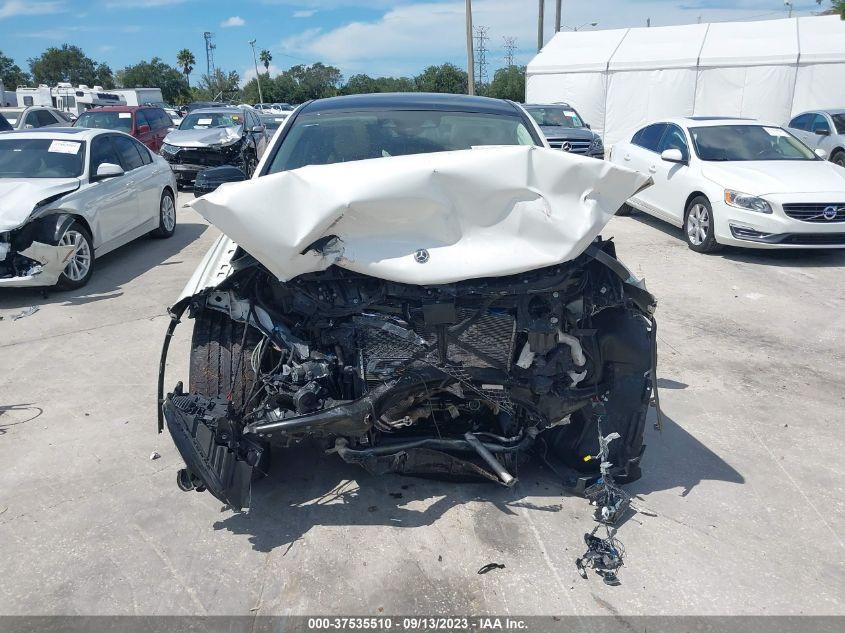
[0,127,177,289]
[786,109,845,168]
[610,117,845,252]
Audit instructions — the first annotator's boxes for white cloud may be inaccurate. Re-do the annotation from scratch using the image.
[0,0,64,19]
[293,9,316,18]
[279,0,812,77]
[221,15,246,27]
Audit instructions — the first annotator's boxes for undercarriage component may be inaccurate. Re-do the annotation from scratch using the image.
[576,525,625,586]
[163,385,265,510]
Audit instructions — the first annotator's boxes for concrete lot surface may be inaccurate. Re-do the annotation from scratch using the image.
[1,192,843,616]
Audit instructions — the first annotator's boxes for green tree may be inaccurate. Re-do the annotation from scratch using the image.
[28,45,112,87]
[0,50,30,89]
[259,49,272,71]
[340,73,416,95]
[414,63,468,94]
[485,65,526,102]
[117,57,191,104]
[176,49,195,87]
[288,62,343,101]
[192,68,241,102]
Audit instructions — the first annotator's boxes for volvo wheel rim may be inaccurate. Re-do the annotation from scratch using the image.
[687,204,710,246]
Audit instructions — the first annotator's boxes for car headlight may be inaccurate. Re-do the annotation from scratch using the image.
[724,190,772,214]
[590,136,604,150]
[161,143,177,155]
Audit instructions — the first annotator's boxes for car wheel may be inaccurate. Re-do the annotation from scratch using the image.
[56,222,94,290]
[832,151,845,169]
[151,190,176,238]
[243,152,257,178]
[616,203,634,216]
[684,196,720,253]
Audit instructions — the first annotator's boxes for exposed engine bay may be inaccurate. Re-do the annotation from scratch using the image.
[159,238,656,511]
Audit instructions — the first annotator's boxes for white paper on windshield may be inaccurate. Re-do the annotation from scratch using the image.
[190,145,651,285]
[275,118,285,122]
[564,110,578,117]
[48,140,82,154]
[7,118,17,124]
[118,112,132,119]
[764,127,789,137]
[197,118,213,125]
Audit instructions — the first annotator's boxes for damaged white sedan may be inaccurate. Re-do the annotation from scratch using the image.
[0,128,177,289]
[158,94,658,511]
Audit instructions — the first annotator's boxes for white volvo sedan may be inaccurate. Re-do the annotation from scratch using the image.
[610,117,845,253]
[0,128,177,289]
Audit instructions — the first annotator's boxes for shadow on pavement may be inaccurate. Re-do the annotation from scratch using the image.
[213,408,744,552]
[626,212,845,268]
[628,409,745,498]
[0,222,207,310]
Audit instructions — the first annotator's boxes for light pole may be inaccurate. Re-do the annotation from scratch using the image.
[248,39,263,104]
[466,0,475,95]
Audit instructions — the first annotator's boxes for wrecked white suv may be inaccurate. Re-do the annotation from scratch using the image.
[158,94,657,511]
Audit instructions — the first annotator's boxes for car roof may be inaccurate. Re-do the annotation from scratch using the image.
[796,108,845,116]
[300,92,522,116]
[658,117,765,127]
[524,103,573,109]
[188,107,244,115]
[85,105,159,112]
[0,127,107,140]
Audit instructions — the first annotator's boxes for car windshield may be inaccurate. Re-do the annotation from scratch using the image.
[0,138,85,178]
[75,110,133,132]
[832,113,845,135]
[260,115,286,130]
[267,109,537,173]
[0,109,23,125]
[689,125,817,161]
[525,106,584,128]
[180,112,243,129]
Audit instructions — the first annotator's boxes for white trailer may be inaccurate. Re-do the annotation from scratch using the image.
[0,82,17,106]
[110,88,165,107]
[16,84,125,117]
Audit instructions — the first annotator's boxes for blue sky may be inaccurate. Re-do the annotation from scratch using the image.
[0,0,823,85]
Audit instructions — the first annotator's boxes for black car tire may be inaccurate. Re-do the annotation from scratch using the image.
[832,150,845,169]
[243,151,258,178]
[683,195,721,254]
[189,309,270,477]
[150,189,176,238]
[56,221,95,290]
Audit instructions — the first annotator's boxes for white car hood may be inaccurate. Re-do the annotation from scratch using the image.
[189,146,649,285]
[0,178,80,231]
[165,126,243,148]
[701,160,845,196]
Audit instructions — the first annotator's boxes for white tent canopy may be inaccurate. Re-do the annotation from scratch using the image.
[526,15,845,147]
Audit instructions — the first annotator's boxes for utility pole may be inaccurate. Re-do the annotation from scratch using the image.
[555,0,562,33]
[249,39,263,104]
[503,37,518,67]
[466,0,475,95]
[537,0,544,52]
[203,31,216,76]
[474,25,490,86]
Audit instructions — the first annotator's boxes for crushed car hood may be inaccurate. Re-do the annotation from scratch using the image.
[701,160,845,196]
[189,145,650,285]
[165,126,243,148]
[0,178,80,231]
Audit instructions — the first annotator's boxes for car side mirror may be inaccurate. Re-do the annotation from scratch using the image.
[137,124,151,134]
[815,148,828,159]
[660,148,686,164]
[193,165,247,195]
[814,127,830,136]
[585,123,591,129]
[94,162,124,180]
[251,125,265,133]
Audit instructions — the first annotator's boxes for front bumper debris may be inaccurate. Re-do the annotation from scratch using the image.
[0,240,75,288]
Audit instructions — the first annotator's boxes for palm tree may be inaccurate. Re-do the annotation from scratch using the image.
[176,49,196,87]
[259,49,272,72]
